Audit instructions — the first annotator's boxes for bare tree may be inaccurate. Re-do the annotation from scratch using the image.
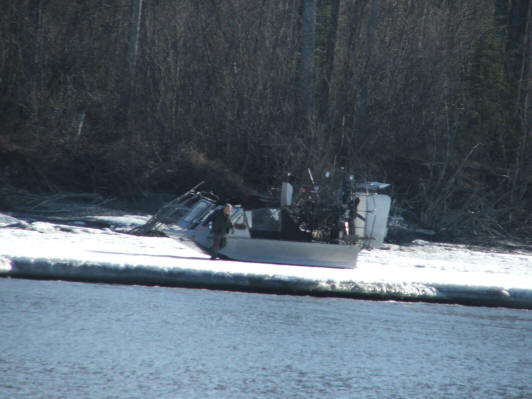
[358,0,378,141]
[26,0,42,116]
[296,0,316,130]
[118,0,144,133]
[315,0,340,122]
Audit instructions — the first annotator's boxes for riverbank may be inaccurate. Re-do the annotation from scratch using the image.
[1,208,531,309]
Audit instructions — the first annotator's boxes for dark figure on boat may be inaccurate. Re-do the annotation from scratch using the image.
[209,204,233,259]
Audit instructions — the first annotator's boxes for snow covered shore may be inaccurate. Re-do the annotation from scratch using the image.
[1,213,531,309]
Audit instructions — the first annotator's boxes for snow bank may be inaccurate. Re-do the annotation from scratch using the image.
[0,213,531,309]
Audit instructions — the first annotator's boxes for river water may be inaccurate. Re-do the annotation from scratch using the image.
[1,278,530,399]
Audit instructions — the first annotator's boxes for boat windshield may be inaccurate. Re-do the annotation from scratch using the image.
[182,199,214,224]
[246,208,281,232]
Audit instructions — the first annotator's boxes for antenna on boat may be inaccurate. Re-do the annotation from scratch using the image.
[307,168,315,185]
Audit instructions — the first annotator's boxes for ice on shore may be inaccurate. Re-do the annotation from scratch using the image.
[0,213,531,309]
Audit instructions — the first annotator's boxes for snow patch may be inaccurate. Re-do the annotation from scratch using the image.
[0,257,12,272]
[0,214,531,309]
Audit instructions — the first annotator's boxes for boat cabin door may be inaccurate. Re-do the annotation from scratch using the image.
[228,207,251,239]
[191,205,250,249]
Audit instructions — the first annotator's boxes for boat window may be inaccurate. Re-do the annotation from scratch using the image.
[182,200,213,223]
[232,211,247,230]
[200,207,219,225]
[245,211,253,228]
[182,196,200,207]
[248,208,281,232]
[167,206,190,221]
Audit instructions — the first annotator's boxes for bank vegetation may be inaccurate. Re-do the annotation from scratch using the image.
[1,0,531,243]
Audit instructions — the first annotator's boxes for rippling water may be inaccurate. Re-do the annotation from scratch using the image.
[1,278,531,398]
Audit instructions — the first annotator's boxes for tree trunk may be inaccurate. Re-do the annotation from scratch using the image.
[316,0,340,123]
[510,0,532,213]
[296,0,316,131]
[26,0,41,116]
[358,0,378,141]
[118,0,144,131]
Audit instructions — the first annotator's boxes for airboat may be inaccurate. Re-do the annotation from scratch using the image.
[131,171,391,268]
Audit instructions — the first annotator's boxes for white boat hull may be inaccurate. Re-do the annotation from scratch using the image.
[219,237,360,268]
[176,222,361,268]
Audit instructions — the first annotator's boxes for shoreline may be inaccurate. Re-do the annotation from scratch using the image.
[1,211,531,310]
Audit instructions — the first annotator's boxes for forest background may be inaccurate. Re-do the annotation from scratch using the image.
[1,0,531,244]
